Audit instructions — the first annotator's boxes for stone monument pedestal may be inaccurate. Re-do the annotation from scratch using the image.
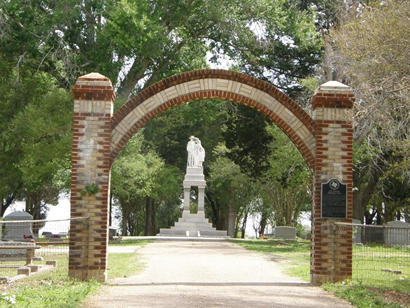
[158,166,227,238]
[183,167,206,212]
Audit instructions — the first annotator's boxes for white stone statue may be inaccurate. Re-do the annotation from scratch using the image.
[187,136,205,167]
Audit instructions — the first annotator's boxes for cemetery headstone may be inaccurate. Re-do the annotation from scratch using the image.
[385,221,410,246]
[3,211,34,241]
[109,227,118,240]
[363,226,384,244]
[352,219,362,244]
[274,226,296,240]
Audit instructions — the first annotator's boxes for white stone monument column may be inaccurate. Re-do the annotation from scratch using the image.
[198,186,205,212]
[158,136,227,238]
[183,187,190,211]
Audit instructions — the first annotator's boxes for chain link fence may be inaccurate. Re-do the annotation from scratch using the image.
[335,222,410,286]
[0,217,89,281]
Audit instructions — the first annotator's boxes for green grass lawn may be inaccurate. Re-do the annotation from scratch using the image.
[108,238,150,246]
[0,240,149,307]
[232,239,410,308]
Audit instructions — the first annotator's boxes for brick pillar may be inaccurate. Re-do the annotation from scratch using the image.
[69,73,114,282]
[311,81,355,285]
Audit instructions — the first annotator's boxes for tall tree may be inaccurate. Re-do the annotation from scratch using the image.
[1,0,326,231]
[1,0,323,98]
[111,133,164,235]
[260,125,311,227]
[223,104,273,178]
[0,71,72,217]
[111,133,183,235]
[207,144,255,235]
[329,0,410,222]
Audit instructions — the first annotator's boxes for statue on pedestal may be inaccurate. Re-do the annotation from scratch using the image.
[158,135,227,238]
[187,136,205,168]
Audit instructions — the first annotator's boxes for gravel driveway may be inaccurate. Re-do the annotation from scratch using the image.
[84,240,352,308]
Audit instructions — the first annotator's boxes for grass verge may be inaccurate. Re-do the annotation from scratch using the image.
[108,238,150,246]
[0,257,98,308]
[232,239,409,308]
[323,282,409,308]
[107,252,145,279]
[0,240,148,307]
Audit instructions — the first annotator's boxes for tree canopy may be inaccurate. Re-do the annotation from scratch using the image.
[328,0,409,223]
[1,0,407,234]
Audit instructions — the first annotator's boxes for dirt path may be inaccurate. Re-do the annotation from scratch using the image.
[84,240,352,308]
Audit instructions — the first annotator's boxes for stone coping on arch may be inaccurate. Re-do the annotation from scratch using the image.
[110,70,316,168]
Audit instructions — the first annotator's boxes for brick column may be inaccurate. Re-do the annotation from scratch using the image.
[69,73,114,282]
[311,81,355,285]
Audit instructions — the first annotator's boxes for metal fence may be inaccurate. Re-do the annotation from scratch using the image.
[335,222,410,285]
[0,217,88,281]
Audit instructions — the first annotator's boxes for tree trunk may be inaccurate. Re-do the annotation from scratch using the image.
[109,193,113,227]
[120,202,129,236]
[241,210,249,239]
[144,197,156,235]
[259,212,267,235]
[353,167,380,221]
[116,58,151,102]
[25,193,43,236]
[226,204,236,237]
[1,192,17,216]
[205,192,220,228]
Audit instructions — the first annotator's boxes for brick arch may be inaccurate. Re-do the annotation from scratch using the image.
[70,71,355,285]
[111,69,315,168]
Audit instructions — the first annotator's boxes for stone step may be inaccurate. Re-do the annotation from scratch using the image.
[159,226,227,234]
[158,211,227,238]
[173,222,214,229]
[178,216,210,222]
[178,214,210,222]
[158,229,227,237]
[169,228,216,234]
[180,211,206,218]
[177,219,212,226]
[167,224,216,230]
[158,229,200,236]
[200,230,227,236]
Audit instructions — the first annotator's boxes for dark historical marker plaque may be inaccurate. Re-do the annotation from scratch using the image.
[321,178,347,218]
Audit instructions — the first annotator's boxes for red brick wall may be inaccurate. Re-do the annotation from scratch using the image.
[69,73,114,282]
[310,83,355,284]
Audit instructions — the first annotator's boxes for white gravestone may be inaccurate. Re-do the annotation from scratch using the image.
[3,211,34,241]
[352,219,362,244]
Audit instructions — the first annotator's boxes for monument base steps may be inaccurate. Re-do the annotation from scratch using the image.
[158,211,227,238]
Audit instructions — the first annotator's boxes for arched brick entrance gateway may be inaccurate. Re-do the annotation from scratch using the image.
[69,69,354,285]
